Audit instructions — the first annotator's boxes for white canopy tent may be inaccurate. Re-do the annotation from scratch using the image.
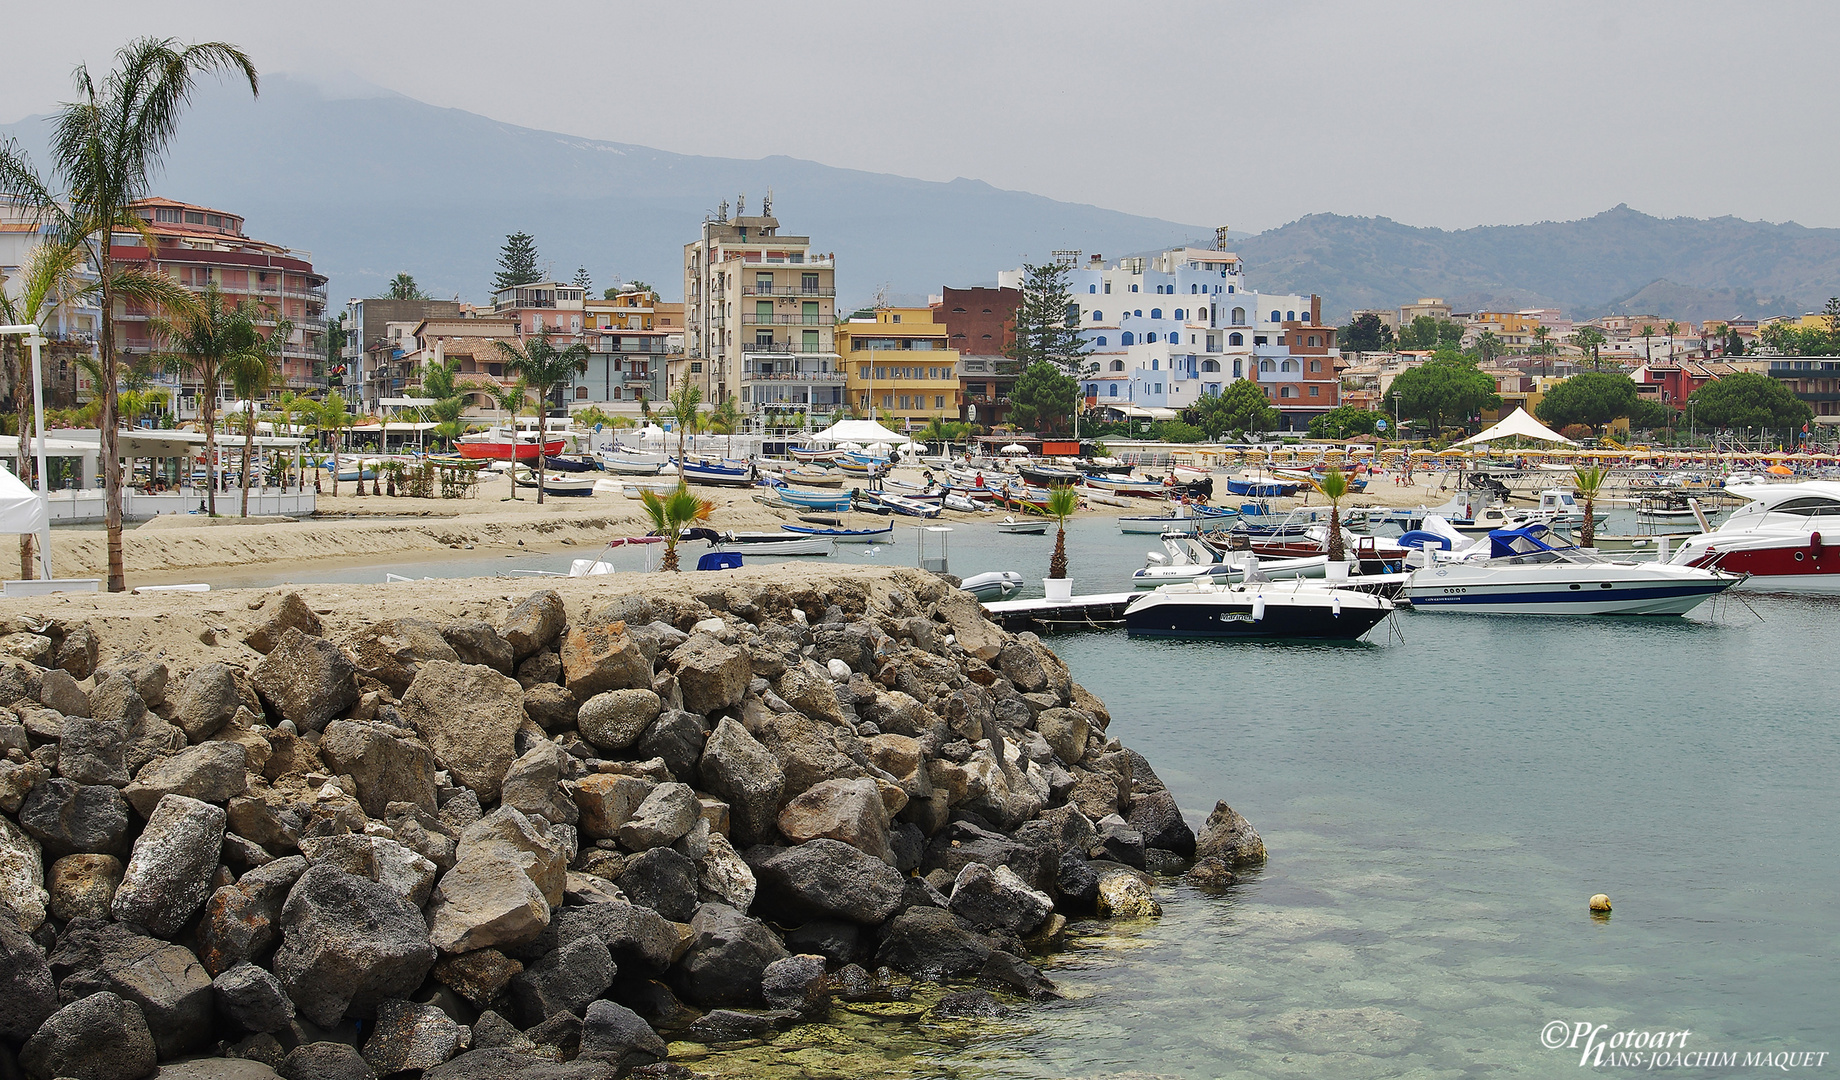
[808,419,908,445]
[1456,407,1577,446]
[0,465,51,580]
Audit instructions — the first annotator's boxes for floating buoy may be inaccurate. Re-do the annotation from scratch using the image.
[1589,893,1612,913]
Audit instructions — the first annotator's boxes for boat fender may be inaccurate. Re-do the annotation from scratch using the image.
[1331,593,1343,618]
[1814,531,1824,555]
[1251,595,1266,622]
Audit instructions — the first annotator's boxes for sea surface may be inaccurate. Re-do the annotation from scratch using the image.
[181,514,1840,1077]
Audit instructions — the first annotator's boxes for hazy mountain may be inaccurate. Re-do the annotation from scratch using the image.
[1231,207,1840,323]
[1,75,1205,310]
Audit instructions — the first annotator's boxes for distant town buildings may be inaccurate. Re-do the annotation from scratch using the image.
[835,307,960,430]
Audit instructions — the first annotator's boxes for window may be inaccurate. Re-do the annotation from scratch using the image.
[1151,359,1159,370]
[1281,360,1297,372]
[1232,307,1246,325]
[576,386,588,400]
[1286,310,1296,321]
[1308,336,1320,348]
[1281,385,1294,398]
[690,362,703,373]
[1121,332,1134,346]
[1086,383,1097,396]
[1134,309,1143,317]
[1092,310,1103,320]
[1089,284,1097,293]
[1131,284,1139,292]
[154,208,181,223]
[1066,303,1081,325]
[757,273,773,291]
[1309,359,1321,371]
[1270,311,1282,322]
[1175,309,1185,320]
[183,211,204,224]
[1104,282,1111,294]
[1309,385,1320,397]
[1202,359,1219,372]
[1097,336,1108,347]
[1233,359,1243,376]
[1259,359,1275,373]
[935,395,945,409]
[1151,309,1162,320]
[1255,335,1268,345]
[1302,312,1312,323]
[1108,384,1118,397]
[1192,284,1199,293]
[1154,383,1162,393]
[1229,332,1243,346]
[1110,359,1125,371]
[801,273,819,291]
[1147,333,1157,343]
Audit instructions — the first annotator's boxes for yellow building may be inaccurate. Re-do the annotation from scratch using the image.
[836,308,960,431]
[1470,311,1544,349]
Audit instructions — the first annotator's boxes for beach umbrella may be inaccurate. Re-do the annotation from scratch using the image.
[1001,443,1028,454]
[1767,464,1794,475]
[1410,449,1436,457]
[867,442,892,453]
[1437,448,1467,457]
[838,441,863,450]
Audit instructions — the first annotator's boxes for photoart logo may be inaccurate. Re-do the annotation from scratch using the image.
[1540,1020,1831,1070]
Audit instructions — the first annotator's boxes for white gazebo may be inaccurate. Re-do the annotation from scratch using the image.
[808,419,908,445]
[0,465,51,582]
[1457,407,1577,446]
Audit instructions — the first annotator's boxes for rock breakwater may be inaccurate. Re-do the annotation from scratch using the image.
[0,567,1263,1079]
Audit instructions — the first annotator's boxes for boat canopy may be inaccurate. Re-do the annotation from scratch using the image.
[1457,407,1577,447]
[1488,523,1566,559]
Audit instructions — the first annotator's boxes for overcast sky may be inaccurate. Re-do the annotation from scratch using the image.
[5,0,1836,235]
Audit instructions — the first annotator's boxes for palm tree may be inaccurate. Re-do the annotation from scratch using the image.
[149,283,254,515]
[223,314,290,515]
[1664,320,1681,361]
[496,331,589,503]
[1313,468,1350,564]
[0,36,259,591]
[1640,324,1656,362]
[1574,327,1606,370]
[707,396,742,460]
[489,377,531,500]
[639,482,714,572]
[1573,464,1608,548]
[665,380,703,472]
[918,416,950,456]
[1045,485,1079,580]
[272,391,307,484]
[318,391,354,497]
[0,240,91,486]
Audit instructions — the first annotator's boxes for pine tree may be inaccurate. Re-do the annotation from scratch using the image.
[573,266,592,291]
[493,232,542,292]
[1006,262,1092,372]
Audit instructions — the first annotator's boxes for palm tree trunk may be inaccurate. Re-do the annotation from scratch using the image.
[100,248,125,592]
[1328,503,1344,563]
[662,539,679,573]
[19,534,33,581]
[1582,493,1595,548]
[203,398,217,515]
[1050,525,1068,579]
[241,403,256,516]
[330,428,340,498]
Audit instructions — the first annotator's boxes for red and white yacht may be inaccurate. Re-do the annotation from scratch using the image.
[1668,482,1840,592]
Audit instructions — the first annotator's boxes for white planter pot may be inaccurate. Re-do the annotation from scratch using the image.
[1043,577,1074,602]
[1324,560,1350,581]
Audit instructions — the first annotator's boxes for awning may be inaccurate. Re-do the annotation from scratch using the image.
[1456,407,1576,446]
[808,419,908,443]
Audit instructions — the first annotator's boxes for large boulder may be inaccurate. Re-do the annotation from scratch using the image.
[1195,799,1266,865]
[0,815,49,929]
[317,720,438,818]
[213,961,296,1033]
[0,911,56,1042]
[697,830,756,912]
[500,590,565,662]
[195,856,308,977]
[775,777,892,863]
[558,621,651,699]
[459,807,566,905]
[122,741,249,817]
[746,839,905,925]
[509,936,614,1027]
[617,782,697,851]
[426,853,551,955]
[57,714,132,787]
[361,999,472,1075]
[670,902,789,1008]
[18,991,157,1080]
[441,619,514,674]
[572,774,654,841]
[873,906,992,978]
[172,662,243,742]
[1095,865,1162,918]
[1127,789,1196,857]
[697,718,784,847]
[579,1000,666,1065]
[553,900,681,973]
[1035,708,1091,766]
[574,688,660,753]
[272,865,437,1027]
[947,862,1052,935]
[56,626,101,681]
[244,592,322,655]
[498,740,577,827]
[669,633,751,714]
[112,794,225,937]
[251,629,359,733]
[48,853,124,921]
[634,709,707,781]
[19,778,131,857]
[50,921,214,1059]
[773,662,844,725]
[277,1042,372,1080]
[399,661,525,803]
[349,617,460,696]
[614,847,697,923]
[934,590,1005,661]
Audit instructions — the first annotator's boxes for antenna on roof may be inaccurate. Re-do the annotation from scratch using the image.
[717,200,728,222]
[1215,226,1230,250]
[762,188,772,216]
[737,193,746,217]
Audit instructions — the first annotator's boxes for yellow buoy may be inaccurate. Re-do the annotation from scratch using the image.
[1589,893,1612,913]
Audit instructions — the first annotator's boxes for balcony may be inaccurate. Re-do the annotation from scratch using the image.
[741,314,830,326]
[740,285,836,298]
[742,371,847,383]
[743,341,836,355]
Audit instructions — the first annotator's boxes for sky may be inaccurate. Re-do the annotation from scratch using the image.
[4,0,1837,235]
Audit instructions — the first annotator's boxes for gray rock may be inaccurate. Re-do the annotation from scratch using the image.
[515,650,561,690]
[559,621,652,700]
[510,936,614,1027]
[399,661,525,803]
[1035,708,1091,765]
[873,906,992,978]
[697,718,784,847]
[214,961,297,1033]
[615,847,698,923]
[0,757,44,814]
[685,1008,779,1043]
[574,689,659,753]
[272,865,437,1027]
[432,950,524,1009]
[774,661,844,725]
[670,902,789,1008]
[458,807,565,906]
[521,683,578,732]
[498,740,576,827]
[1095,817,1147,869]
[94,661,165,715]
[19,777,130,857]
[173,662,243,742]
[245,593,322,655]
[760,954,829,1017]
[48,853,124,921]
[425,851,551,956]
[123,741,250,817]
[57,714,132,787]
[112,794,226,937]
[579,999,665,1064]
[935,988,1009,1018]
[0,910,56,1042]
[1127,789,1195,856]
[500,590,566,662]
[1195,799,1266,865]
[36,666,90,718]
[696,830,756,912]
[277,1042,373,1080]
[618,782,697,851]
[194,856,309,977]
[163,1054,285,1078]
[361,999,471,1074]
[775,777,892,863]
[979,949,1059,1000]
[371,836,440,908]
[1187,855,1236,888]
[316,720,436,818]
[948,862,1053,935]
[669,633,751,714]
[0,813,48,929]
[45,920,213,1058]
[553,900,680,973]
[571,774,653,841]
[635,709,706,781]
[746,839,905,925]
[56,625,101,681]
[250,629,359,733]
[298,834,377,878]
[783,920,859,966]
[422,1048,611,1079]
[440,620,514,675]
[0,654,42,706]
[349,617,460,696]
[18,991,157,1080]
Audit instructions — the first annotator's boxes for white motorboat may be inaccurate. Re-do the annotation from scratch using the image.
[1124,578,1393,640]
[1133,534,1226,584]
[714,532,833,556]
[960,570,1025,602]
[1404,524,1742,615]
[1668,481,1840,592]
[995,517,1048,535]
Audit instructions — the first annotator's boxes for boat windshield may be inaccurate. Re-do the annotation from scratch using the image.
[1485,524,1622,565]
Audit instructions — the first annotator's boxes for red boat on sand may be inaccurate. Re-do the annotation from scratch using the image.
[455,438,566,462]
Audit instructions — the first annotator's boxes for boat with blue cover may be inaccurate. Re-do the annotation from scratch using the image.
[1401,524,1743,615]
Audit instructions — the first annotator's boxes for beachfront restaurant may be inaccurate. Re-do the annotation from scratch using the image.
[0,428,315,523]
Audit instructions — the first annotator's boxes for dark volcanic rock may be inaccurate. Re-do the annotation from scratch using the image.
[511,935,615,1027]
[272,865,437,1027]
[18,777,130,857]
[501,590,566,662]
[361,999,472,1075]
[279,1041,375,1080]
[616,847,698,923]
[48,920,214,1058]
[579,999,666,1065]
[251,628,359,733]
[697,718,784,847]
[0,910,56,1042]
[214,960,297,1033]
[18,991,158,1080]
[670,902,789,1008]
[1195,799,1267,865]
[746,839,905,925]
[873,906,991,978]
[1128,789,1196,856]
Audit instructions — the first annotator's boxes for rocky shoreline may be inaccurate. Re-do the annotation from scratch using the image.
[0,567,1265,1080]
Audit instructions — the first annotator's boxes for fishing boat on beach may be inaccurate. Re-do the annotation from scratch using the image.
[456,429,565,462]
[772,487,857,511]
[678,459,757,487]
[510,468,597,496]
[780,521,894,542]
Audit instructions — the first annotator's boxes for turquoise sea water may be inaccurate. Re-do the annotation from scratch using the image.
[183,516,1839,1076]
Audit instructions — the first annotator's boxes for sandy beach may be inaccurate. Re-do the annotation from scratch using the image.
[39,466,1469,585]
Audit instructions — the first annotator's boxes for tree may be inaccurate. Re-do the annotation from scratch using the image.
[1573,326,1607,369]
[492,232,541,293]
[1385,356,1501,436]
[1307,405,1383,441]
[1396,316,1464,351]
[1534,372,1641,432]
[325,310,347,385]
[572,266,592,292]
[1150,420,1205,443]
[639,482,713,572]
[707,396,741,459]
[1724,327,1746,356]
[1313,469,1349,563]
[1006,262,1090,371]
[0,238,92,533]
[1664,320,1681,360]
[488,377,531,500]
[150,282,257,515]
[1045,486,1078,581]
[317,391,354,497]
[1339,313,1394,353]
[1628,397,1677,433]
[1532,325,1551,362]
[1687,372,1813,430]
[1011,361,1077,433]
[1194,381,1279,439]
[496,330,589,502]
[1473,330,1503,364]
[223,312,291,516]
[1640,323,1656,361]
[0,36,259,591]
[382,273,427,301]
[664,379,703,469]
[1573,465,1608,548]
[1759,321,1837,357]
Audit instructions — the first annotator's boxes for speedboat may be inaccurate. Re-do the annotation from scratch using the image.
[1404,524,1742,615]
[1124,578,1393,640]
[960,570,1025,602]
[714,532,833,556]
[995,516,1048,535]
[510,468,596,496]
[1133,534,1226,584]
[1668,481,1840,592]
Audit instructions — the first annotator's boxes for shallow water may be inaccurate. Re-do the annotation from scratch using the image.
[180,513,1839,1075]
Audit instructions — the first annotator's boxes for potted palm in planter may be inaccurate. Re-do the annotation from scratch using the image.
[1573,464,1607,549]
[1043,486,1079,601]
[1313,468,1350,579]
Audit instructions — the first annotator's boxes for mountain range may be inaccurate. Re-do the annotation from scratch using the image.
[6,76,1840,324]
